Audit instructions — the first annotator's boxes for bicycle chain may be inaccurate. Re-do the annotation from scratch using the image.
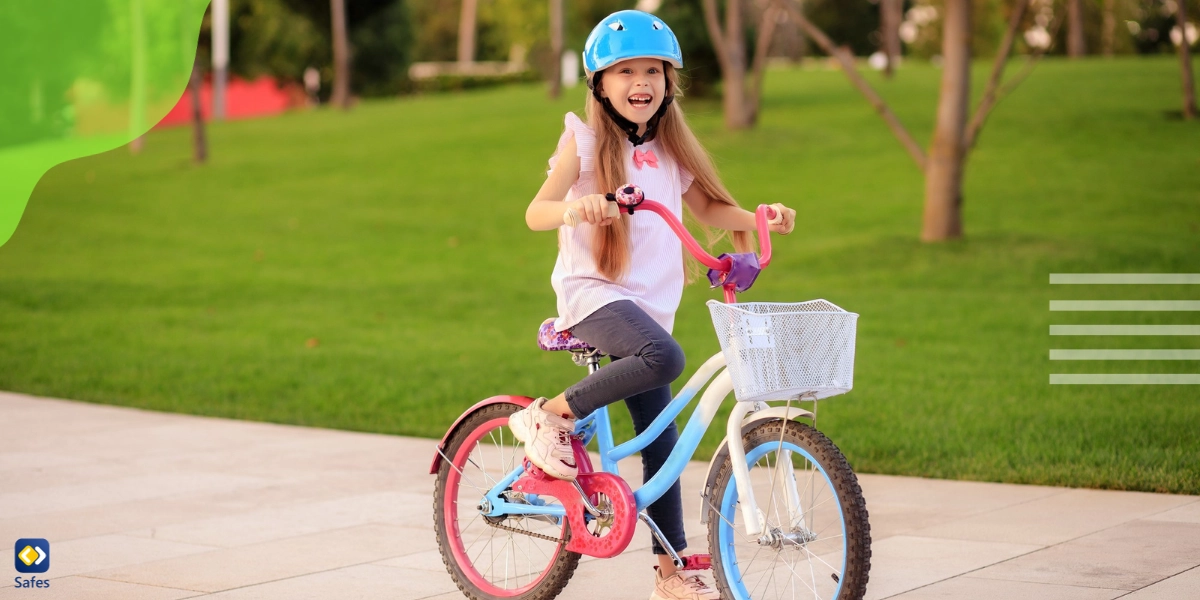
[486,519,570,544]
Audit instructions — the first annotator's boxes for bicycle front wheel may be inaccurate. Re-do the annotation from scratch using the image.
[706,419,871,600]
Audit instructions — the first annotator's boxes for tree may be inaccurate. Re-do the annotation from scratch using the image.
[1179,0,1198,119]
[265,0,413,98]
[548,0,563,98]
[1102,0,1116,56]
[330,0,351,108]
[189,54,208,164]
[458,0,478,63]
[880,0,903,77]
[1067,0,1086,57]
[783,0,1048,241]
[923,0,970,240]
[701,0,782,129]
[657,0,723,97]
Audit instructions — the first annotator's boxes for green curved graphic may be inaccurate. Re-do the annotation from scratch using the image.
[0,0,209,247]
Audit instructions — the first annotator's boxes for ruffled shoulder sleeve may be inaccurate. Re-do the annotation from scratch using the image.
[678,164,695,194]
[547,113,597,192]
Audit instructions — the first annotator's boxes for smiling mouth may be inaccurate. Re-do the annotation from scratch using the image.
[628,94,653,108]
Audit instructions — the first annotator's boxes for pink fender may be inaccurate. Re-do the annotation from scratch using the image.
[429,395,534,474]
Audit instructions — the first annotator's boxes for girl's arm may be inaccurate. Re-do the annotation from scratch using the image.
[525,137,615,231]
[682,185,796,234]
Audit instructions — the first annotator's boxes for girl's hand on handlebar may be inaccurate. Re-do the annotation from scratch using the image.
[767,203,796,235]
[563,194,618,227]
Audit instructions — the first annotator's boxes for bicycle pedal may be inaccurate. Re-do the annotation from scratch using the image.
[680,554,712,571]
[521,460,558,482]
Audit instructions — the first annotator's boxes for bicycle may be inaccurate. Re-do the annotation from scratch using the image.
[430,185,871,600]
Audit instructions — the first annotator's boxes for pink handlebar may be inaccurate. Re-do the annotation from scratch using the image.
[636,201,777,270]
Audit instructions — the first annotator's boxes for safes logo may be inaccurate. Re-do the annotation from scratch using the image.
[13,538,50,590]
[14,539,48,574]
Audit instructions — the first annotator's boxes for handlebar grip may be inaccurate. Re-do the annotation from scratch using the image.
[562,201,620,227]
[764,204,782,224]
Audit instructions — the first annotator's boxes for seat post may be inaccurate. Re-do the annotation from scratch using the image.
[571,349,603,373]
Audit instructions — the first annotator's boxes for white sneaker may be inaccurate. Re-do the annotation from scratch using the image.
[509,398,578,480]
[650,567,721,600]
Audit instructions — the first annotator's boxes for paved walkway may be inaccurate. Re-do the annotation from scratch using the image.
[1,391,1197,599]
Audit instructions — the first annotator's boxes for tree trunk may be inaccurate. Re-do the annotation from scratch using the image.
[548,0,563,98]
[748,2,783,125]
[965,0,1030,150]
[724,0,751,129]
[330,0,351,109]
[881,0,903,77]
[785,2,927,169]
[794,0,807,62]
[1102,0,1115,57]
[1180,0,1198,119]
[190,57,208,164]
[921,0,970,241]
[458,0,478,64]
[702,0,753,129]
[1067,0,1086,58]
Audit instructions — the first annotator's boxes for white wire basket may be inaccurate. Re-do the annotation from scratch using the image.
[707,300,858,402]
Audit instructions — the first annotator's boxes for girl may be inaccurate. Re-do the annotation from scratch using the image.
[510,10,796,600]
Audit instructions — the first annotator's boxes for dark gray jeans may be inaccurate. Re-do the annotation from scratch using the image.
[564,300,687,555]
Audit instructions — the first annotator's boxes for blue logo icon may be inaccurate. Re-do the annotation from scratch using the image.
[14,539,49,574]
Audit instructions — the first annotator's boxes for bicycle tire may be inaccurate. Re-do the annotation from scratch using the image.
[705,419,870,600]
[434,402,580,600]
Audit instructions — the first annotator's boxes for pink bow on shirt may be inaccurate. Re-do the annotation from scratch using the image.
[633,148,658,170]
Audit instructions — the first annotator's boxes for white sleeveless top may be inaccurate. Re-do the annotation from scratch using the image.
[547,112,694,334]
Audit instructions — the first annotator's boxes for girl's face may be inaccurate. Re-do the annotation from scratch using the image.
[599,58,667,131]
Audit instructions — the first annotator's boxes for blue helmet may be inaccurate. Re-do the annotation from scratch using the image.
[582,10,682,77]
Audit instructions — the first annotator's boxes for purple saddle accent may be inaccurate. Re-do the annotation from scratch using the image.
[537,318,594,352]
[707,252,762,293]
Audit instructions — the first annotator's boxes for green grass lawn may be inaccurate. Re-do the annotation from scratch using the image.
[2,57,1197,493]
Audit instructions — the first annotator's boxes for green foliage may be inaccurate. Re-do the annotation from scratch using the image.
[806,0,884,56]
[657,0,723,97]
[351,0,416,96]
[2,59,1198,493]
[227,0,414,97]
[1127,0,1200,54]
[229,0,329,82]
[410,0,456,61]
[413,69,541,93]
[893,0,1012,59]
[408,0,628,82]
[0,0,107,147]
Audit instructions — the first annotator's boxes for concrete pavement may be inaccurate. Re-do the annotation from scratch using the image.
[1,391,1197,599]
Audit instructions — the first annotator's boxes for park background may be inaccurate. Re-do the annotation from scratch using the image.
[1,0,1197,496]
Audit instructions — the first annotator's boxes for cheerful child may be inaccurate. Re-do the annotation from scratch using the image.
[509,10,796,600]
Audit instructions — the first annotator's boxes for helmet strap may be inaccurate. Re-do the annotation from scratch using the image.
[591,71,675,147]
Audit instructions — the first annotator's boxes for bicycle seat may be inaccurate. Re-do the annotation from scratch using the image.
[537,318,594,352]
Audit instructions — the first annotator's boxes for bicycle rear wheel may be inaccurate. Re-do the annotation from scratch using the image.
[706,419,870,600]
[434,402,580,600]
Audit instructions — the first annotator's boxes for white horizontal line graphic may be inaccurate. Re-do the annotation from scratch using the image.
[1050,274,1200,284]
[1050,301,1200,311]
[1050,374,1200,384]
[1050,350,1200,360]
[1050,325,1200,336]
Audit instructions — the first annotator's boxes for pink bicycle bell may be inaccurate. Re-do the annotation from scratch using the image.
[606,183,645,215]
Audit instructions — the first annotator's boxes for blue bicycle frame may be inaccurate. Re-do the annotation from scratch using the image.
[480,352,732,519]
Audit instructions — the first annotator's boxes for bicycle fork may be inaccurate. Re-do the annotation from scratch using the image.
[722,399,814,539]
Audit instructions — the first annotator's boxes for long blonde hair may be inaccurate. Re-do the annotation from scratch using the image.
[584,64,753,282]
